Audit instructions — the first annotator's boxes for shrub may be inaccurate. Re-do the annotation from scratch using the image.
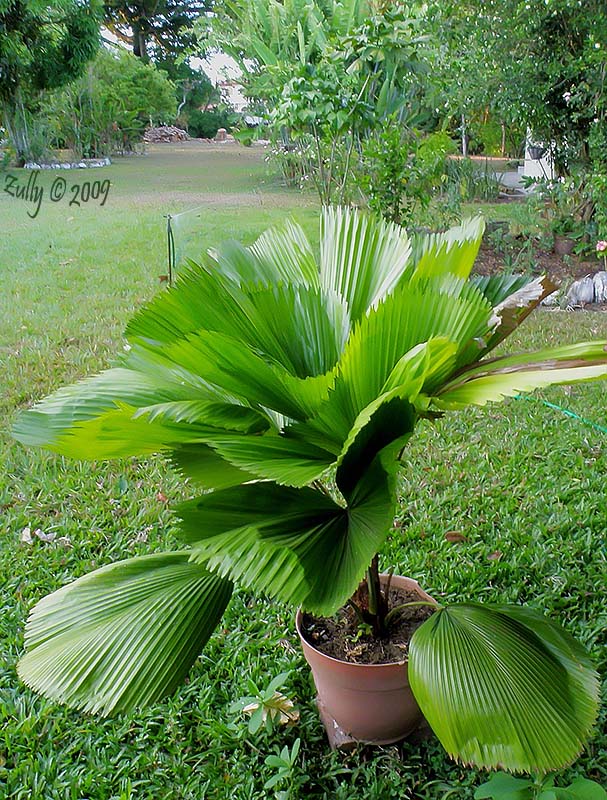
[186,108,235,139]
[359,126,459,226]
[44,48,176,157]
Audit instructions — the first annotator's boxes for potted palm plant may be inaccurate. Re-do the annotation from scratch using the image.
[14,207,606,774]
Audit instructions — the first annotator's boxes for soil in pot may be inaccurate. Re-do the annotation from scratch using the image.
[300,583,435,665]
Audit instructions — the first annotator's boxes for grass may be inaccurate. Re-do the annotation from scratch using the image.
[1,143,607,799]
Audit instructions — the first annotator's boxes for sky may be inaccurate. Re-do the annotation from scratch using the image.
[103,29,247,110]
[193,53,247,110]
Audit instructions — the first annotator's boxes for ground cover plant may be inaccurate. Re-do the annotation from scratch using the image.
[1,144,606,799]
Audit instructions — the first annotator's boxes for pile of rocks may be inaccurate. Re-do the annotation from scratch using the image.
[143,125,189,143]
[24,157,111,169]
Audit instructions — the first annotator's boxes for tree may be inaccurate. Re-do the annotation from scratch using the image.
[0,0,101,162]
[427,0,607,164]
[519,0,607,165]
[153,58,218,129]
[103,0,209,62]
[196,0,370,107]
[43,48,177,157]
[200,0,433,203]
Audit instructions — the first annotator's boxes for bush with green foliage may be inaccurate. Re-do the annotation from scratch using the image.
[43,48,176,157]
[359,123,421,225]
[186,107,235,139]
[0,0,101,162]
[443,157,503,205]
[13,207,607,777]
[475,770,606,800]
[359,127,460,225]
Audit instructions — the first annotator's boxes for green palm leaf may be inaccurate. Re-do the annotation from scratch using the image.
[249,219,319,287]
[204,431,335,486]
[129,268,348,381]
[436,364,607,409]
[458,341,607,376]
[140,400,271,432]
[472,273,541,306]
[205,222,319,288]
[12,367,198,449]
[205,239,271,286]
[178,454,397,614]
[15,390,273,460]
[295,281,492,445]
[409,604,599,772]
[37,405,253,459]
[409,216,485,282]
[18,553,233,715]
[153,329,333,421]
[335,395,416,497]
[241,283,349,378]
[319,205,412,321]
[171,444,256,490]
[126,264,247,345]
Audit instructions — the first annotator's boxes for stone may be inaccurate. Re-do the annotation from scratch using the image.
[566,276,595,308]
[541,290,561,307]
[593,271,607,303]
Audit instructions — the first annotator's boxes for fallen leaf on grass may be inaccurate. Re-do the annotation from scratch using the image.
[55,536,72,548]
[242,693,300,728]
[278,638,297,655]
[487,551,503,561]
[21,528,71,547]
[156,491,168,503]
[20,527,33,544]
[35,529,55,543]
[444,531,468,544]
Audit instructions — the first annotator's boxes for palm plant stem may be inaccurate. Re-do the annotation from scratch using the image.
[366,555,388,636]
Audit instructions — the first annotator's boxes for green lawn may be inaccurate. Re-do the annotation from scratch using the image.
[1,144,606,799]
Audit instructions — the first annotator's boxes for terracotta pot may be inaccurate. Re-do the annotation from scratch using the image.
[296,575,436,746]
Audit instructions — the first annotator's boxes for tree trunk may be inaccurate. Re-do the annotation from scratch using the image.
[501,121,507,157]
[132,21,149,61]
[366,555,388,637]
[176,89,188,117]
[461,113,468,157]
[2,94,31,166]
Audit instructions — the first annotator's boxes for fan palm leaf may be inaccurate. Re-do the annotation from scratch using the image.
[17,554,232,715]
[409,604,600,772]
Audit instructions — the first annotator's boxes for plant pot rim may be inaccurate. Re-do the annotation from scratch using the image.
[296,574,437,669]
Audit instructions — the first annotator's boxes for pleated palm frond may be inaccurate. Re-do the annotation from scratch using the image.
[13,207,607,771]
[18,554,232,715]
[409,216,485,282]
[408,604,600,773]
